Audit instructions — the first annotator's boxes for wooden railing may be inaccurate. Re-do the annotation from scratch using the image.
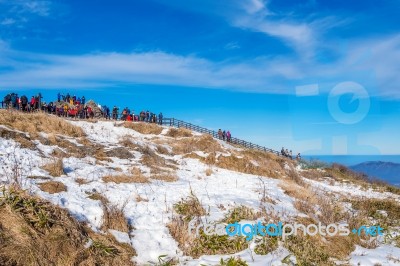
[161,118,282,156]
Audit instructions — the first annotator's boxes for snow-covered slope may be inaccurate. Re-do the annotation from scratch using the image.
[1,117,399,265]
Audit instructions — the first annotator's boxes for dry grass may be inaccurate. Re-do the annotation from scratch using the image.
[135,194,149,202]
[300,169,326,180]
[87,192,109,204]
[183,152,204,160]
[278,181,383,263]
[41,158,65,177]
[205,167,213,176]
[0,110,84,139]
[166,127,193,138]
[0,126,36,149]
[0,187,136,266]
[102,203,130,233]
[151,171,178,182]
[350,198,400,227]
[286,167,306,186]
[173,192,206,221]
[102,170,148,184]
[167,216,248,259]
[156,144,171,155]
[122,122,163,135]
[223,205,260,224]
[102,167,148,184]
[105,147,134,159]
[39,181,67,194]
[172,134,223,154]
[211,153,283,178]
[168,192,248,258]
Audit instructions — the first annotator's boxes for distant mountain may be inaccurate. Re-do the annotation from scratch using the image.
[350,161,400,187]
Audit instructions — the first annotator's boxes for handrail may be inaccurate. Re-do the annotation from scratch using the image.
[161,117,282,157]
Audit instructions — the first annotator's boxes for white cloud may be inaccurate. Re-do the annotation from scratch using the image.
[0,0,52,30]
[21,1,51,17]
[0,34,400,98]
[0,49,302,92]
[1,18,16,25]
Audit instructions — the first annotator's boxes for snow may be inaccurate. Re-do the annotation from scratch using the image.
[109,229,132,244]
[350,245,400,265]
[1,119,400,265]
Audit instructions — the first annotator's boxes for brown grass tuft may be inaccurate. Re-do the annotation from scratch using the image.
[174,192,206,221]
[39,181,67,194]
[102,169,148,184]
[122,122,163,135]
[151,172,178,182]
[212,154,283,178]
[87,192,109,204]
[102,203,130,233]
[166,127,193,138]
[41,158,65,177]
[156,144,171,155]
[205,167,213,176]
[172,134,223,154]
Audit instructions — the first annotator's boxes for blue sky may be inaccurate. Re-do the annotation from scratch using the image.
[0,0,399,155]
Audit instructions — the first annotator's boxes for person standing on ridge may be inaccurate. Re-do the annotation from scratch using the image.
[158,112,163,125]
[218,129,223,140]
[226,131,231,142]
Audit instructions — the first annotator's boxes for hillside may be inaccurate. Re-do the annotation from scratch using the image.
[351,161,400,187]
[1,110,400,266]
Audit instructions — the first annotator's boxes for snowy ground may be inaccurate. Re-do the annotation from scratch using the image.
[0,119,399,265]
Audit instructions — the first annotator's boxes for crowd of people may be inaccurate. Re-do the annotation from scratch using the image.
[112,107,164,124]
[1,93,43,112]
[2,92,297,158]
[1,92,164,124]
